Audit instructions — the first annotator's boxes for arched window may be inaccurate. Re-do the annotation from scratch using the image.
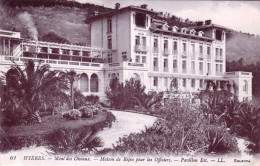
[243,80,248,93]
[90,74,99,92]
[80,73,89,92]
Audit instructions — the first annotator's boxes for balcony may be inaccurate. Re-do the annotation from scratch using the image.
[182,51,187,58]
[153,47,159,53]
[199,70,204,75]
[153,66,159,71]
[163,67,168,72]
[190,70,195,74]
[173,68,178,73]
[163,48,170,55]
[135,45,147,53]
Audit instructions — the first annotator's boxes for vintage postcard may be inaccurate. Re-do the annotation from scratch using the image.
[0,0,260,165]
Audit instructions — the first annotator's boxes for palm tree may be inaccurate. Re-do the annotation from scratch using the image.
[61,70,80,109]
[3,59,68,123]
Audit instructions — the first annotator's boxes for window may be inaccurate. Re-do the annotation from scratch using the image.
[220,64,223,74]
[90,74,99,92]
[183,43,187,52]
[107,52,112,63]
[142,56,146,63]
[107,38,112,49]
[153,57,158,71]
[107,18,112,33]
[142,37,146,46]
[216,64,219,74]
[191,79,195,88]
[173,60,177,69]
[220,49,223,58]
[182,60,187,73]
[191,44,195,55]
[216,30,222,40]
[216,48,219,57]
[164,59,168,68]
[173,41,178,51]
[135,56,140,63]
[154,38,158,48]
[183,79,186,87]
[199,45,203,55]
[135,36,140,45]
[199,80,203,88]
[164,40,168,49]
[207,47,211,55]
[135,13,146,28]
[80,73,89,92]
[199,62,203,70]
[191,61,195,73]
[207,63,211,74]
[243,80,248,93]
[154,77,158,86]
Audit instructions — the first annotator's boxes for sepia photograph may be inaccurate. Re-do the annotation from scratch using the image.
[0,0,260,165]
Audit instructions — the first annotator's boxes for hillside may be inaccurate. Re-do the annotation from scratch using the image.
[0,0,259,64]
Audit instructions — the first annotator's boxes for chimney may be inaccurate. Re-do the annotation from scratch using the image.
[140,4,148,9]
[205,20,212,25]
[115,3,120,10]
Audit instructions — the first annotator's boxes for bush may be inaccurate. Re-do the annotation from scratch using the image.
[86,95,99,103]
[79,106,93,118]
[62,109,81,120]
[113,97,239,155]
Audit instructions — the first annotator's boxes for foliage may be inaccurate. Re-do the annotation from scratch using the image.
[1,60,68,124]
[134,91,163,111]
[41,32,70,44]
[79,106,93,118]
[106,77,162,110]
[62,109,81,120]
[86,95,99,103]
[113,97,238,155]
[46,127,102,154]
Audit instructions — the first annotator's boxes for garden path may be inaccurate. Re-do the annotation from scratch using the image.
[98,110,157,148]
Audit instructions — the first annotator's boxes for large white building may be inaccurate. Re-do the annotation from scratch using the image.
[0,4,253,101]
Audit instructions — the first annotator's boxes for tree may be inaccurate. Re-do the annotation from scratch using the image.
[61,70,80,109]
[2,59,68,124]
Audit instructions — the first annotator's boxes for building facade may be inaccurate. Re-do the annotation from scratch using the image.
[0,4,253,101]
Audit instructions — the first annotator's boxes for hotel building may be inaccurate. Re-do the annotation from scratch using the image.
[0,4,253,101]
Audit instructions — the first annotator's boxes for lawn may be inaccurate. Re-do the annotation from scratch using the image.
[2,111,107,137]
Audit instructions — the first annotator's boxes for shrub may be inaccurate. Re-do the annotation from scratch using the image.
[113,97,239,155]
[79,106,93,118]
[62,109,81,120]
[86,95,99,103]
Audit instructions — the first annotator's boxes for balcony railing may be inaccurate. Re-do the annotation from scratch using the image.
[199,70,203,75]
[163,67,168,72]
[153,47,159,53]
[190,54,195,60]
[173,68,178,73]
[207,54,211,60]
[153,66,159,71]
[216,56,223,60]
[182,51,187,56]
[135,45,147,53]
[190,70,195,74]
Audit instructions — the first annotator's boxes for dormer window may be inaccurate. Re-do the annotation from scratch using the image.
[135,13,146,28]
[181,28,187,33]
[172,26,179,32]
[190,29,196,35]
[198,31,204,36]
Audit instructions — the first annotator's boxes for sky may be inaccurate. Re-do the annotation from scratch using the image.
[75,0,260,35]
